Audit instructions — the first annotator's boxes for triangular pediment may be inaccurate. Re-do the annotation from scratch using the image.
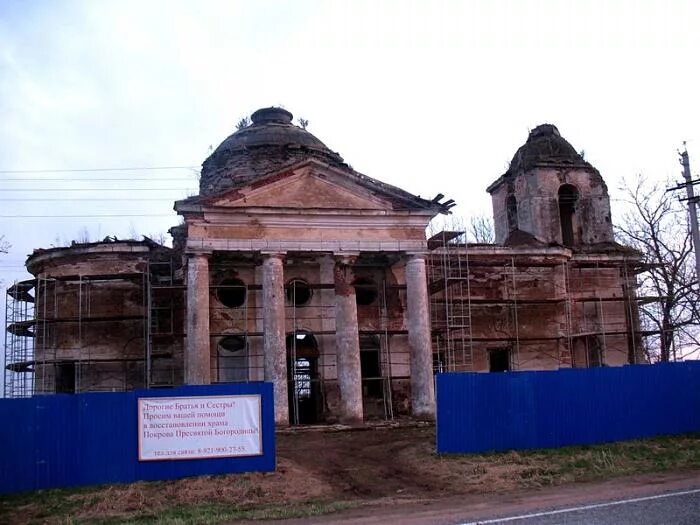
[208,166,393,211]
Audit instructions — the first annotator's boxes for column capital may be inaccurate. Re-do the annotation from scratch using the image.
[334,253,359,266]
[260,251,286,260]
[405,251,428,260]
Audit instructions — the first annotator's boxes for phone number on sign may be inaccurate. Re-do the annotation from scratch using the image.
[153,445,249,458]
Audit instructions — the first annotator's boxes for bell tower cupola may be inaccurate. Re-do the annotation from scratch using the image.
[486,124,614,248]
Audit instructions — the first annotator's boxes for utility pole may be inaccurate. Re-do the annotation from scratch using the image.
[680,143,700,283]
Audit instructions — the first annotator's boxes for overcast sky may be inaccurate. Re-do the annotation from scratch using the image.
[2,0,700,377]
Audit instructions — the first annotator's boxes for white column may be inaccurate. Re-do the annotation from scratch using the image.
[334,256,363,424]
[406,254,435,420]
[185,252,211,384]
[262,253,289,426]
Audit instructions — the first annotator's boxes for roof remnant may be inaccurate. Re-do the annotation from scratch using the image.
[487,124,598,194]
[200,107,348,195]
[507,124,591,174]
[178,158,455,215]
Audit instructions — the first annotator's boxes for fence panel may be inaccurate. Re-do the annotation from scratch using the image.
[437,362,700,454]
[0,383,275,494]
[0,397,35,493]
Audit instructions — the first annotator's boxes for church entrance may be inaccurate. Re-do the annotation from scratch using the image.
[286,331,321,425]
[360,334,385,418]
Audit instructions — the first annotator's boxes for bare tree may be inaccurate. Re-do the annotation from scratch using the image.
[146,231,169,246]
[467,214,495,244]
[615,175,700,362]
[428,214,495,245]
[75,227,93,244]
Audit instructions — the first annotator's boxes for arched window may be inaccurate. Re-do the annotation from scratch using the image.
[558,184,579,247]
[218,335,247,382]
[286,331,320,424]
[285,330,319,358]
[506,195,518,231]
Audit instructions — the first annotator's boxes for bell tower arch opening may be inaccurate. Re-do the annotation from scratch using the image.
[558,184,579,247]
[506,194,518,231]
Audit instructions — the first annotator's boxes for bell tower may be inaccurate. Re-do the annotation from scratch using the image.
[486,124,614,248]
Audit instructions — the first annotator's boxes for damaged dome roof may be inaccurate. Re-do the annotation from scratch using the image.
[210,108,336,154]
[199,107,347,196]
[506,124,591,175]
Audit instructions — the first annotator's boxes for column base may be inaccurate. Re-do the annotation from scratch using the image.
[411,410,436,422]
[339,414,364,427]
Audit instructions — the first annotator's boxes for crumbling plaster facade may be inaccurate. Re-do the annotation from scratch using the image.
[489,168,614,246]
[20,240,183,394]
[488,124,614,247]
[434,124,643,375]
[429,245,642,375]
[6,111,644,426]
[176,133,446,424]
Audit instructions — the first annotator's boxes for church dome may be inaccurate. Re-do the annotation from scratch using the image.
[506,124,590,175]
[199,107,347,195]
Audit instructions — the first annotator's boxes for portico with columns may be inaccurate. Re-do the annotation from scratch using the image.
[175,107,452,426]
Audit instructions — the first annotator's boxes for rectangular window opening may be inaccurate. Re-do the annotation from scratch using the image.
[489,348,511,373]
[56,362,76,393]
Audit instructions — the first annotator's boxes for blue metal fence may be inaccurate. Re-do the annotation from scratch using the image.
[437,362,700,454]
[0,383,275,494]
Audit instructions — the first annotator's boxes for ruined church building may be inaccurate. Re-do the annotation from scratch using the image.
[5,108,644,425]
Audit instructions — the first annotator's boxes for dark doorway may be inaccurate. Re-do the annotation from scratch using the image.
[286,331,321,425]
[586,335,603,367]
[360,334,382,399]
[353,278,378,306]
[558,184,579,247]
[360,334,385,419]
[55,362,76,393]
[489,348,511,372]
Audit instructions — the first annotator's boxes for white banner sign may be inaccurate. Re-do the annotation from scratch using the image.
[138,395,262,461]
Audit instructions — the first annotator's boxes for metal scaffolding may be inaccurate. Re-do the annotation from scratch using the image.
[202,258,409,424]
[427,229,648,373]
[428,230,474,372]
[147,259,185,388]
[29,273,150,394]
[3,250,439,426]
[4,280,36,397]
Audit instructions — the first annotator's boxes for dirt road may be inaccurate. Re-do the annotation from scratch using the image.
[255,470,700,525]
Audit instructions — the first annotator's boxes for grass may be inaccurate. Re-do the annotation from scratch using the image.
[459,433,700,483]
[0,485,92,522]
[90,501,357,525]
[1,496,357,525]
